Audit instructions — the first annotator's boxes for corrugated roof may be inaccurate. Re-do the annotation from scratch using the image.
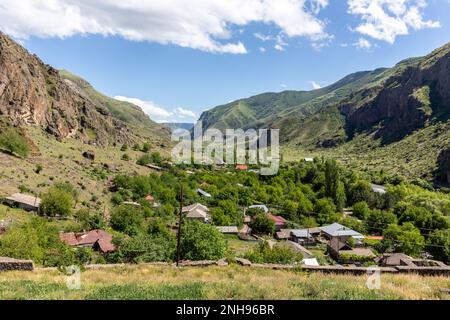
[291,229,313,238]
[216,226,239,233]
[197,189,212,198]
[320,223,363,238]
[267,213,287,226]
[6,193,41,207]
[182,203,209,213]
[248,205,269,213]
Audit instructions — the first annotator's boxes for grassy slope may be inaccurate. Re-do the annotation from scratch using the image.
[59,70,170,142]
[0,126,169,211]
[0,265,448,300]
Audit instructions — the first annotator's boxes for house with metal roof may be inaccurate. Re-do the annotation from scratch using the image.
[290,229,316,245]
[182,203,211,223]
[319,223,364,240]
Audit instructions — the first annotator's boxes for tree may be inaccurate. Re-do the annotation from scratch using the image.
[381,223,425,257]
[353,201,370,220]
[349,180,373,205]
[314,198,339,225]
[250,212,275,235]
[75,209,106,230]
[110,205,144,236]
[427,230,450,264]
[0,127,30,158]
[180,221,226,260]
[40,187,74,217]
[366,210,397,235]
[119,234,176,263]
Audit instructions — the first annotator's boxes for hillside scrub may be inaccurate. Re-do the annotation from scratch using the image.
[0,127,30,158]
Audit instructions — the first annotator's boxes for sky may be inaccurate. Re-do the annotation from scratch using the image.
[0,0,449,123]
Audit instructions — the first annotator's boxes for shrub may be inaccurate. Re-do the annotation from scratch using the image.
[122,153,130,161]
[110,205,144,236]
[35,164,43,174]
[137,154,152,166]
[142,142,151,153]
[180,221,226,261]
[120,144,128,152]
[250,212,275,235]
[0,127,30,158]
[40,187,74,217]
[243,242,303,264]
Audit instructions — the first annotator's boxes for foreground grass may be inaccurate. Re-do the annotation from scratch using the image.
[0,265,449,300]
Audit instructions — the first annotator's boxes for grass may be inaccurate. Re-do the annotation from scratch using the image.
[0,265,449,300]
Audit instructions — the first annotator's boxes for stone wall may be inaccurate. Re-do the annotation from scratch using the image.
[0,257,34,271]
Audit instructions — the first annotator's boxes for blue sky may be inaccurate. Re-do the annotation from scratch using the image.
[0,0,449,123]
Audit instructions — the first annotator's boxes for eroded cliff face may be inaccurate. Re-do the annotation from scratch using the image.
[343,45,450,144]
[0,32,131,146]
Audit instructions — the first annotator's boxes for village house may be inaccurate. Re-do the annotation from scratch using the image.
[290,229,316,246]
[5,193,41,212]
[216,226,239,235]
[327,237,375,264]
[377,253,448,268]
[267,213,287,232]
[319,223,364,241]
[59,229,116,254]
[182,203,211,223]
[275,229,292,240]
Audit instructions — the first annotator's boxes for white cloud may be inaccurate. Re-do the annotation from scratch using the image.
[174,107,196,118]
[354,37,372,50]
[281,84,288,89]
[308,81,322,89]
[348,0,441,44]
[114,96,197,122]
[259,47,267,52]
[0,0,330,54]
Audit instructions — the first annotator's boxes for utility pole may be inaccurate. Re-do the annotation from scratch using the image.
[176,183,184,267]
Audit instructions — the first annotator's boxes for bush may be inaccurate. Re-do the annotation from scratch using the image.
[75,209,106,230]
[180,221,226,260]
[243,242,303,264]
[142,142,151,153]
[122,153,130,161]
[118,234,176,263]
[250,212,275,235]
[353,201,370,220]
[0,127,30,158]
[110,205,145,236]
[40,187,74,217]
[339,253,374,264]
[137,154,152,166]
[35,164,43,174]
[120,144,128,152]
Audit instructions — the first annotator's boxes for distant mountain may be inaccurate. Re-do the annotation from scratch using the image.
[0,31,169,147]
[200,42,450,181]
[162,123,194,132]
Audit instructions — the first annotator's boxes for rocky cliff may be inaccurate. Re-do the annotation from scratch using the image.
[0,32,163,146]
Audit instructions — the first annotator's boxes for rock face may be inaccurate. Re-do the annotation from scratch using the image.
[437,148,450,183]
[343,45,450,144]
[0,32,132,146]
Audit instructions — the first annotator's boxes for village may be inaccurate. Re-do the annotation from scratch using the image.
[1,159,449,276]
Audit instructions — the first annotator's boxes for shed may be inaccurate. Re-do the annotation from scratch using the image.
[291,229,315,245]
[5,193,41,212]
[197,188,212,198]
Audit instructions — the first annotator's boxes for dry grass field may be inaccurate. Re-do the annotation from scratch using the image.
[0,264,449,300]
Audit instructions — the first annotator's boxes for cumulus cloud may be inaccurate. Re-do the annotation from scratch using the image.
[0,0,330,54]
[114,96,197,123]
[348,0,441,44]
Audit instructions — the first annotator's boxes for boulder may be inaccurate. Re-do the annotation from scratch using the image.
[82,151,95,161]
[235,258,252,267]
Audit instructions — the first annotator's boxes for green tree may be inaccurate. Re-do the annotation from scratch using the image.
[426,230,450,264]
[366,210,397,235]
[180,221,226,260]
[250,212,276,235]
[381,223,425,257]
[349,180,373,205]
[110,205,144,236]
[119,234,176,263]
[314,198,339,225]
[40,187,74,217]
[0,127,30,158]
[353,201,370,220]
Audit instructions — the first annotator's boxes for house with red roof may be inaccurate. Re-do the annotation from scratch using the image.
[267,213,287,231]
[59,230,116,254]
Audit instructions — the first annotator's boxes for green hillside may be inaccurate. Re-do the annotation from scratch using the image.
[59,70,170,142]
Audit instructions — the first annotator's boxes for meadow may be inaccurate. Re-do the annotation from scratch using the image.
[0,264,449,300]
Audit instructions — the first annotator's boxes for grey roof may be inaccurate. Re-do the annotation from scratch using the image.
[216,226,239,234]
[186,208,209,219]
[248,205,269,213]
[291,229,313,238]
[182,203,209,213]
[6,193,41,208]
[319,223,364,238]
[197,188,212,198]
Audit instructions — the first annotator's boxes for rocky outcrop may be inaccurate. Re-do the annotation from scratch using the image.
[343,44,450,144]
[0,32,134,146]
[437,148,450,183]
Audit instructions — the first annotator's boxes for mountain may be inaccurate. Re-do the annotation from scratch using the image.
[200,42,450,181]
[162,123,194,132]
[0,32,169,147]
